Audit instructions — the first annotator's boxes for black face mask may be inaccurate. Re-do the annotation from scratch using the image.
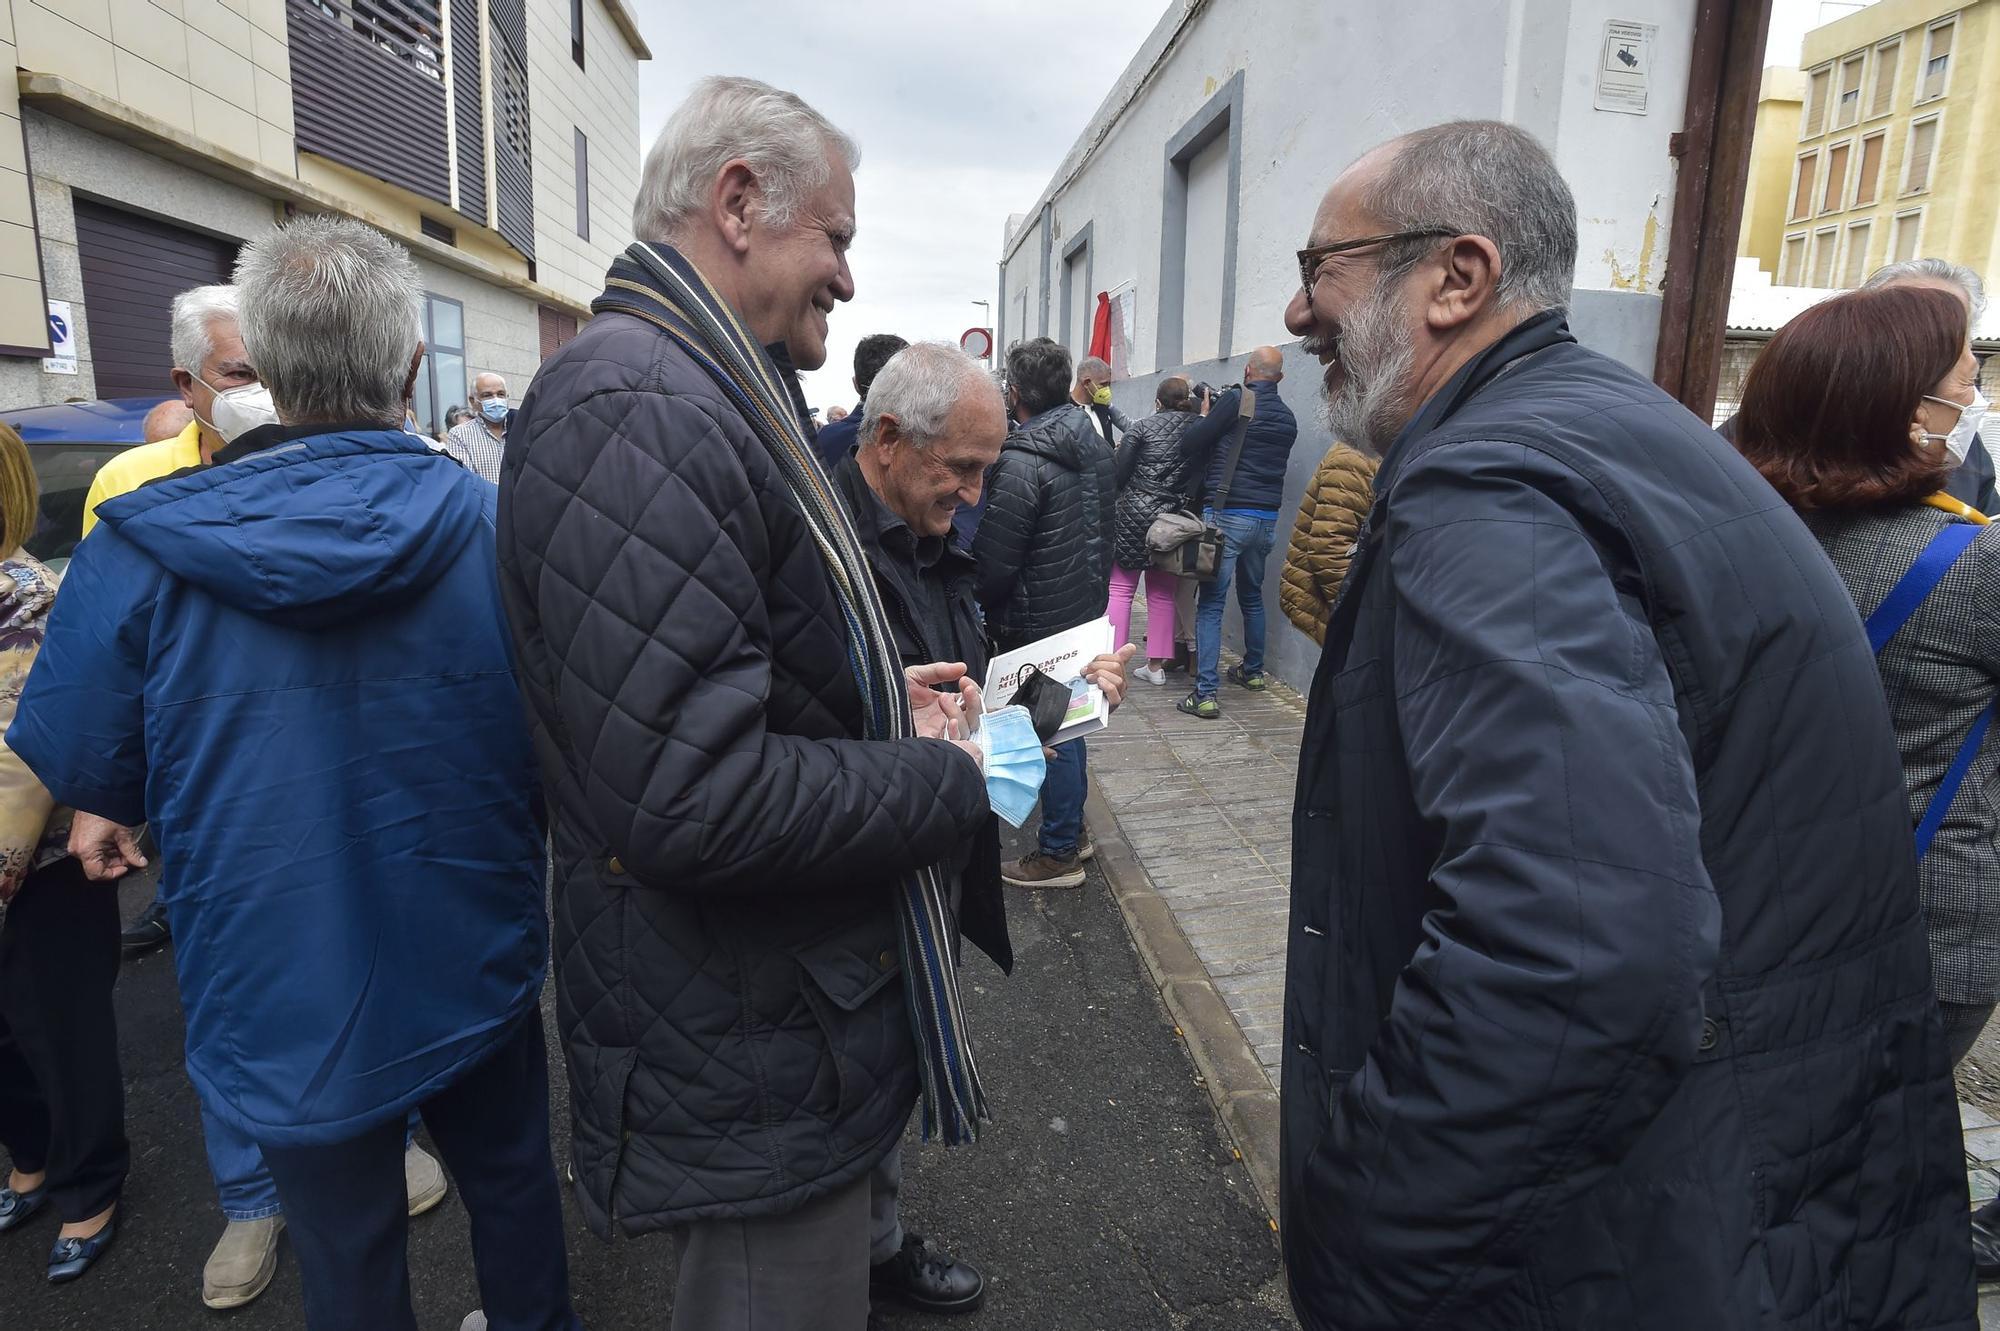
[1006,663,1071,743]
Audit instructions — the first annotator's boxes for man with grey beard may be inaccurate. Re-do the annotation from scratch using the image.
[1278,120,1972,1331]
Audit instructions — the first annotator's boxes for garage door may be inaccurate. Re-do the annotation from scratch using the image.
[73,200,239,402]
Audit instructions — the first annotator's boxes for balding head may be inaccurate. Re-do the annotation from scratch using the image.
[143,398,196,443]
[1245,346,1284,383]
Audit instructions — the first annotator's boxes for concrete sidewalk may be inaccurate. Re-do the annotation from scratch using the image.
[1088,633,2000,1326]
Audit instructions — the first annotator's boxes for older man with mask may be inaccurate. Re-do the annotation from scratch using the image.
[441,371,510,482]
[500,77,995,1331]
[1278,120,1972,1331]
[13,216,576,1331]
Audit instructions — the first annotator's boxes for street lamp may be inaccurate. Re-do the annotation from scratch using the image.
[970,300,994,364]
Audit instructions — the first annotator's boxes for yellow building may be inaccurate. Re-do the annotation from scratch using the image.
[1743,0,1999,289]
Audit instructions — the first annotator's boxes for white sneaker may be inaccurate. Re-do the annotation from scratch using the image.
[460,1314,489,1331]
[203,1215,284,1310]
[1133,664,1169,685]
[406,1142,448,1216]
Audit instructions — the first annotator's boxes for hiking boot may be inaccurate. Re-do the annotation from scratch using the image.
[120,900,171,960]
[870,1231,985,1314]
[1178,692,1220,720]
[406,1143,448,1216]
[1001,851,1085,889]
[203,1216,283,1309]
[1226,664,1267,691]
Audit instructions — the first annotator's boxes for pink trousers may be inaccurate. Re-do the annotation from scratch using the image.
[1107,562,1179,660]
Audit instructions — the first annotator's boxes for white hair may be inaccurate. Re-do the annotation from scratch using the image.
[170,284,240,376]
[861,342,1001,446]
[234,216,423,427]
[634,75,858,242]
[1866,258,1988,324]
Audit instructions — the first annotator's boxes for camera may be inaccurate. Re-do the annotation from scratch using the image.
[1193,382,1218,400]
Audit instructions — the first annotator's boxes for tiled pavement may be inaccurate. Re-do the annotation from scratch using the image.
[1091,626,2000,1322]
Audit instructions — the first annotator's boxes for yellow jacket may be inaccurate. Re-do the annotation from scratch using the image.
[81,420,203,537]
[1280,444,1378,646]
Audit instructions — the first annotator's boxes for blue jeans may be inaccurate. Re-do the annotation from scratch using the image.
[1038,738,1088,858]
[1195,512,1279,699]
[206,1105,422,1221]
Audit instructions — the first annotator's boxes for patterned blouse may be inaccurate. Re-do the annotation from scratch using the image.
[1805,502,2000,1005]
[0,551,68,911]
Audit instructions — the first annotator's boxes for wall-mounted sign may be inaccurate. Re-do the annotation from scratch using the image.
[43,300,76,375]
[1595,20,1656,116]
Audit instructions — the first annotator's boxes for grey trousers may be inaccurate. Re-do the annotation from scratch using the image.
[869,1142,903,1264]
[1943,999,1995,1068]
[670,1169,872,1331]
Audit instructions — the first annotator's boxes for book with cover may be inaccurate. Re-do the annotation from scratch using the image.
[982,618,1114,747]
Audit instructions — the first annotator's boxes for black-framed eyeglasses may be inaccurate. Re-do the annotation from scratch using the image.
[1296,228,1461,301]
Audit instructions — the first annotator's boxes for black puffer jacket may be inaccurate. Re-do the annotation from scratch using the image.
[1285,312,1973,1330]
[498,272,989,1237]
[974,401,1116,649]
[1111,408,1204,571]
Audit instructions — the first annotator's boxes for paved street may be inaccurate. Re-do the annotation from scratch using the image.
[0,838,1293,1331]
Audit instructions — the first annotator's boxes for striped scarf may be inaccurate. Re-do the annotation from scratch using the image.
[594,242,989,1144]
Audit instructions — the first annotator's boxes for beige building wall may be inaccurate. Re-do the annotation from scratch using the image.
[1739,66,1805,276]
[0,0,49,353]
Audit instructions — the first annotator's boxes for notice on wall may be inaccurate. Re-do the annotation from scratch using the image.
[1595,20,1656,116]
[43,300,75,375]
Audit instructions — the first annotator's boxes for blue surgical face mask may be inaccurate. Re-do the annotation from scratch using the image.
[974,705,1048,828]
[480,397,510,424]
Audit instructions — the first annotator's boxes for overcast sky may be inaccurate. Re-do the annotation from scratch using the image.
[627,0,1872,412]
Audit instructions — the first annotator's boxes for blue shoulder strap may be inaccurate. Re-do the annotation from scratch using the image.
[1864,521,1991,861]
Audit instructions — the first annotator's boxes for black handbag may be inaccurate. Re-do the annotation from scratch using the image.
[1146,389,1255,583]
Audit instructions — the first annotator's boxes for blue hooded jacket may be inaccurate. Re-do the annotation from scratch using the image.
[9,427,547,1147]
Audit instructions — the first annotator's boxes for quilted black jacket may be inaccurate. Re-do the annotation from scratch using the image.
[1284,312,1974,1330]
[973,401,1116,649]
[1111,408,1204,571]
[497,300,989,1236]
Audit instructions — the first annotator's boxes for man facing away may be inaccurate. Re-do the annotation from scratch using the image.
[1175,346,1298,719]
[812,331,907,472]
[499,76,995,1331]
[12,216,577,1331]
[441,370,510,482]
[1277,118,1973,1331]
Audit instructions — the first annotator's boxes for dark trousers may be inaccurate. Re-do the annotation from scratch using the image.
[0,857,127,1223]
[258,1007,578,1331]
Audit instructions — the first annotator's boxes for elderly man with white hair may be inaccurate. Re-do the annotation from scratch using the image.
[11,216,577,1331]
[1863,257,1995,512]
[500,78,998,1330]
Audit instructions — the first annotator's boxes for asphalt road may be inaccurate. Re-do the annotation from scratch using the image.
[0,835,1295,1331]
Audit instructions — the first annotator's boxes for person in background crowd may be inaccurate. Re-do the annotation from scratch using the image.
[1278,118,1973,1331]
[1177,346,1299,719]
[1863,259,1994,513]
[140,399,196,449]
[11,216,576,1331]
[1107,375,1204,683]
[499,77,994,1331]
[443,405,472,432]
[825,403,848,422]
[440,372,510,483]
[813,332,906,472]
[1072,354,1127,446]
[978,336,1118,890]
[0,422,128,1285]
[1278,441,1378,646]
[1731,284,2000,1278]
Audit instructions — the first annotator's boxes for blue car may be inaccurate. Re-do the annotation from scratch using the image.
[0,397,159,566]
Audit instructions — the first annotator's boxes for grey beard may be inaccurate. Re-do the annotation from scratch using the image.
[1316,279,1417,460]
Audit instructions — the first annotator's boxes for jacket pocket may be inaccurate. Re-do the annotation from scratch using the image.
[794,935,904,1157]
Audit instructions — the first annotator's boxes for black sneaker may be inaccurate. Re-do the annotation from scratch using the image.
[1973,1199,2000,1282]
[1226,663,1268,691]
[1177,692,1220,720]
[870,1232,985,1315]
[120,900,171,960]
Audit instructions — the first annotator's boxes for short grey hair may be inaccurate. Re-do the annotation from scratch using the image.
[861,342,1001,446]
[1359,120,1578,314]
[1866,258,1988,323]
[1075,356,1111,382]
[634,75,859,242]
[170,284,240,376]
[234,216,423,427]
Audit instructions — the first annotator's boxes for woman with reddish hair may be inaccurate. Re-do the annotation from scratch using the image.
[1738,284,1994,1063]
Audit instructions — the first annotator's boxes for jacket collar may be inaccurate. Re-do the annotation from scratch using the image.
[217,419,400,466]
[830,454,966,576]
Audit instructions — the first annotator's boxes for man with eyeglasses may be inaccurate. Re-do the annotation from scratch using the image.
[1278,120,1972,1331]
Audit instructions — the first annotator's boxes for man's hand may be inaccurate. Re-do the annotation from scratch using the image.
[69,812,148,881]
[906,661,983,741]
[1084,644,1139,711]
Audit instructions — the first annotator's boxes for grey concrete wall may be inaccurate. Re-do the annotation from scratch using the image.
[1107,288,1666,694]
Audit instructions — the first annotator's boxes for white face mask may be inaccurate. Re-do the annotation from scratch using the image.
[1922,388,1991,467]
[197,378,279,444]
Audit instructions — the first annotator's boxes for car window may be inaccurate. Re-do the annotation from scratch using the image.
[28,445,128,565]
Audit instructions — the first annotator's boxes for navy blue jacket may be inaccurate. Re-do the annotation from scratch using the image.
[11,425,548,1147]
[813,400,863,473]
[1185,379,1299,513]
[1284,313,1973,1330]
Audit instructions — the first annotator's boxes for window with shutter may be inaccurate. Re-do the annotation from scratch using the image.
[1870,41,1900,118]
[1841,223,1871,288]
[1904,118,1938,193]
[1803,67,1831,136]
[1892,211,1922,264]
[1822,142,1850,213]
[1834,55,1863,128]
[1856,133,1884,205]
[1781,235,1808,286]
[1810,229,1839,288]
[1920,22,1952,101]
[1791,153,1818,221]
